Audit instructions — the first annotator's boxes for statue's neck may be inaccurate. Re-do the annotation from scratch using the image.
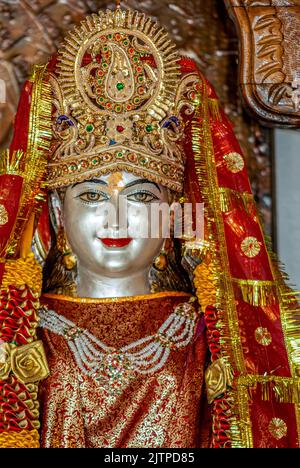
[76,265,151,298]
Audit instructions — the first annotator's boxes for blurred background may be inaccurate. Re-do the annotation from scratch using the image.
[0,0,299,288]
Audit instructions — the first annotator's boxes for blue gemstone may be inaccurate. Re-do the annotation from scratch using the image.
[170,116,180,126]
[109,139,116,146]
[57,115,68,124]
[162,116,180,128]
[57,115,74,126]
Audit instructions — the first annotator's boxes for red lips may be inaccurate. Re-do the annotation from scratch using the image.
[100,238,132,248]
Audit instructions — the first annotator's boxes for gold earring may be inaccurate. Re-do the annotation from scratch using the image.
[153,238,173,272]
[57,227,77,270]
[153,252,168,271]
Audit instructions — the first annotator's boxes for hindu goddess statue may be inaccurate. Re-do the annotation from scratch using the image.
[0,6,299,449]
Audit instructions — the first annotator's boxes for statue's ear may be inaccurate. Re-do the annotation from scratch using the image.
[49,190,64,235]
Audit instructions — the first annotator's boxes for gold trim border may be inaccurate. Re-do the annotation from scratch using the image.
[191,77,250,447]
[238,374,300,404]
[219,186,255,215]
[7,65,52,256]
[43,290,192,304]
[232,277,278,307]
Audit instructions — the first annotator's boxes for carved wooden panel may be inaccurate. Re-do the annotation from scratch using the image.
[0,0,273,236]
[225,0,300,127]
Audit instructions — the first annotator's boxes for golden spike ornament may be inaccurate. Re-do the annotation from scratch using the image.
[47,8,186,192]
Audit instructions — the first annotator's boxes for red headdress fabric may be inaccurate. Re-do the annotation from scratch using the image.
[0,55,299,448]
[181,57,300,448]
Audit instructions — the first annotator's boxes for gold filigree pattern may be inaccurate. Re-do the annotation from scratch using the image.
[268,418,287,440]
[223,152,245,173]
[0,204,8,226]
[58,10,180,120]
[255,327,272,347]
[47,8,191,192]
[47,145,184,191]
[241,236,261,258]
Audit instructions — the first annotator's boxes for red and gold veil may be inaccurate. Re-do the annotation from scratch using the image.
[0,7,299,448]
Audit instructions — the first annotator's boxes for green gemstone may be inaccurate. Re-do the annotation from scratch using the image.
[86,124,94,133]
[116,82,124,90]
[92,158,98,165]
[117,152,123,158]
[146,124,153,133]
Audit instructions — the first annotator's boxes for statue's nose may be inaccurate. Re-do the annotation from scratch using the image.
[97,193,128,235]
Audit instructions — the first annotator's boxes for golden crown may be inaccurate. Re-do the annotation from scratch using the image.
[46,8,193,192]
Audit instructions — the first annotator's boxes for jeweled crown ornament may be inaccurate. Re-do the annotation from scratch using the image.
[47,7,186,191]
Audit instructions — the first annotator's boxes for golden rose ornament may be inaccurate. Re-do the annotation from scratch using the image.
[205,358,234,404]
[11,341,50,384]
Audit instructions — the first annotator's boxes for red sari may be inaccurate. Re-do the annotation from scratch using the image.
[39,292,211,448]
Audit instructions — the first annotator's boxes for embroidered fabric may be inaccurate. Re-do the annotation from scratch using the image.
[39,302,198,385]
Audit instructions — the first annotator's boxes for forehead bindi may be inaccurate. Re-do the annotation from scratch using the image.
[106,172,125,191]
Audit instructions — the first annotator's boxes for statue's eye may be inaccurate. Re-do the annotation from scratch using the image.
[78,191,107,203]
[127,191,159,203]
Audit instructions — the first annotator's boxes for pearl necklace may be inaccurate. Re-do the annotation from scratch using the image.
[39,301,198,387]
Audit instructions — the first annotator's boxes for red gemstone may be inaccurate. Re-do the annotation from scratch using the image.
[116,125,125,133]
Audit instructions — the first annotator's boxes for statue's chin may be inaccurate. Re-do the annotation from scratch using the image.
[72,236,162,277]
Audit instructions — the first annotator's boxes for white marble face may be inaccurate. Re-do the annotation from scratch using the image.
[62,171,170,298]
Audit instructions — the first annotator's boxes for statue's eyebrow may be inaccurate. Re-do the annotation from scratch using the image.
[123,179,161,192]
[72,178,161,192]
[72,179,108,188]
